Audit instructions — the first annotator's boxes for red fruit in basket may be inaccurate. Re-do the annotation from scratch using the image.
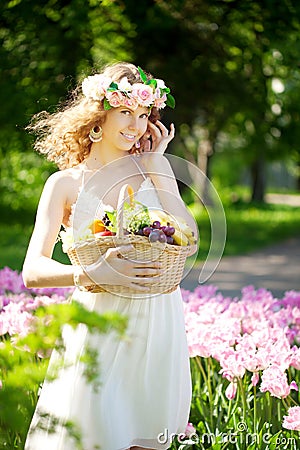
[96,230,114,236]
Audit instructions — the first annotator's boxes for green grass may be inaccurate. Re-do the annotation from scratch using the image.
[190,199,300,260]
[0,208,70,271]
[1,196,300,271]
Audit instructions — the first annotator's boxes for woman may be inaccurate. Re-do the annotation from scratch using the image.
[23,62,198,450]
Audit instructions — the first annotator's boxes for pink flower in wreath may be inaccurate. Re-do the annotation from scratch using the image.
[282,406,300,431]
[122,95,139,110]
[154,94,167,109]
[106,90,125,108]
[154,90,167,109]
[131,83,154,107]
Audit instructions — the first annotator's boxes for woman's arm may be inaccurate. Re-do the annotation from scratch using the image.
[22,172,80,288]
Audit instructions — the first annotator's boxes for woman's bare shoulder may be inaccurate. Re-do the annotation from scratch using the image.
[44,166,83,197]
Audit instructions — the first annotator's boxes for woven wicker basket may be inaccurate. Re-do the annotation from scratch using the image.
[67,184,190,295]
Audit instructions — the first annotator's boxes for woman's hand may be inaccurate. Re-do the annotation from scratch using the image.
[84,245,163,292]
[140,120,175,155]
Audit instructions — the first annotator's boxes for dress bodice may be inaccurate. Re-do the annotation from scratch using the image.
[69,164,162,232]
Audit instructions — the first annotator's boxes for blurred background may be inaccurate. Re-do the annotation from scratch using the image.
[1,0,300,271]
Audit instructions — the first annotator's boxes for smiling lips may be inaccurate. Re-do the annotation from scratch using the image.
[121,132,137,142]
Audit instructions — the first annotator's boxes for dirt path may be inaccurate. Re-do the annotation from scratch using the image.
[181,236,300,299]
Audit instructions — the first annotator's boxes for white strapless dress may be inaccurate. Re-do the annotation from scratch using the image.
[25,177,192,450]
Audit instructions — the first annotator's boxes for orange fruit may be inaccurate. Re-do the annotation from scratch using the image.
[89,219,106,234]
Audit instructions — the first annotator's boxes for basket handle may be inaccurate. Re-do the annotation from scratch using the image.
[116,184,135,238]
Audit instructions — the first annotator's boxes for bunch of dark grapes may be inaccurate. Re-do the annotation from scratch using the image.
[136,221,175,244]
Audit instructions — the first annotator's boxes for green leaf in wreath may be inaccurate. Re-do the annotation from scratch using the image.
[166,93,175,109]
[108,81,119,90]
[103,98,112,110]
[138,66,148,83]
[146,79,157,89]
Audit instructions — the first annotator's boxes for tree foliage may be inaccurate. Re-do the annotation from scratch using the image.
[122,0,300,199]
[1,0,300,205]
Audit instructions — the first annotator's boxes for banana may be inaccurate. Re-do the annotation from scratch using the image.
[176,221,197,245]
[172,216,194,238]
[149,209,171,226]
[172,228,189,246]
[186,233,198,246]
[165,215,196,244]
[149,209,197,246]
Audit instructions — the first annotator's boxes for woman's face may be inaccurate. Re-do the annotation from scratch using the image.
[101,106,149,152]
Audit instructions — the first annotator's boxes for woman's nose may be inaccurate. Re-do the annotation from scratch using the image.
[128,116,139,130]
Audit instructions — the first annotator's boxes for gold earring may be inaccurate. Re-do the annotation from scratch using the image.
[89,125,103,142]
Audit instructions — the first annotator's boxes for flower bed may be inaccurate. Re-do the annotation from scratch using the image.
[0,266,73,337]
[182,285,300,448]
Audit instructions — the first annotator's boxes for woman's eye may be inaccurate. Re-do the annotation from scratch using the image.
[121,110,131,115]
[140,113,148,119]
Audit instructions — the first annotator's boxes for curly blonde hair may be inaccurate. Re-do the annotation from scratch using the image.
[27,62,160,170]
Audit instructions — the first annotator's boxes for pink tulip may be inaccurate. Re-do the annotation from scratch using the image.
[282,406,300,431]
[185,422,196,437]
[260,365,291,398]
[251,372,260,386]
[225,381,238,400]
[290,380,298,391]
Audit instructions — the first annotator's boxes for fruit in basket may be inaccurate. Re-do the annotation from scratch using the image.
[89,219,106,234]
[149,209,171,226]
[95,230,115,237]
[164,226,175,236]
[172,229,189,246]
[149,229,167,244]
[142,226,153,236]
[137,211,196,247]
[149,230,160,243]
[149,209,197,246]
[152,220,161,229]
[166,236,174,245]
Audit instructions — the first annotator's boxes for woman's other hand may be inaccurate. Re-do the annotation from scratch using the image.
[140,121,175,155]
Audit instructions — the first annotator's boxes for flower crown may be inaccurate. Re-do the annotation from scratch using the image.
[82,67,175,110]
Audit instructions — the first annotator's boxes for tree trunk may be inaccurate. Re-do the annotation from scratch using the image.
[196,131,214,205]
[297,161,300,191]
[251,154,265,202]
